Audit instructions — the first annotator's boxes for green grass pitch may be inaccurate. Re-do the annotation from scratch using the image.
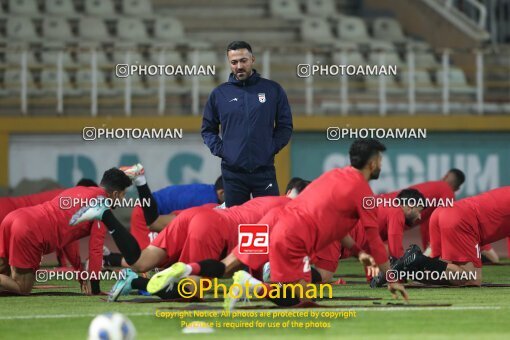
[1,259,509,339]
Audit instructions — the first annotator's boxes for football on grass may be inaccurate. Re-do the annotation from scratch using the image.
[88,312,136,340]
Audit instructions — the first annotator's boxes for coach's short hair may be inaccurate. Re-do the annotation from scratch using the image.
[100,168,132,192]
[448,168,465,187]
[397,188,426,207]
[349,139,387,169]
[76,178,98,187]
[227,41,253,54]
[214,176,224,191]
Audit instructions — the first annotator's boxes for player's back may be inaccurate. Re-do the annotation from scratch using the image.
[40,186,107,245]
[458,187,510,244]
[219,196,291,226]
[383,181,454,220]
[285,166,373,247]
[0,189,64,222]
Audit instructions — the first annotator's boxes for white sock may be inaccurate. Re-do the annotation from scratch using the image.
[134,175,147,186]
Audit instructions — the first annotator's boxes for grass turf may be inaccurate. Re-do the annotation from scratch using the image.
[1,259,509,339]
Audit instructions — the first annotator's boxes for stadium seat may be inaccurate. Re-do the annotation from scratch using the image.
[84,0,115,17]
[116,18,149,42]
[6,17,39,42]
[367,41,404,67]
[270,0,303,20]
[437,67,475,93]
[9,0,39,16]
[45,0,77,17]
[182,50,219,94]
[40,44,75,66]
[153,17,185,42]
[301,18,336,44]
[2,69,36,95]
[76,48,110,66]
[332,48,365,67]
[78,17,112,42]
[372,18,407,43]
[401,70,437,92]
[38,69,77,95]
[122,0,153,17]
[111,72,151,96]
[112,44,145,65]
[336,15,372,43]
[414,51,439,69]
[75,69,116,95]
[4,44,38,66]
[42,17,74,42]
[305,0,338,18]
[150,50,183,65]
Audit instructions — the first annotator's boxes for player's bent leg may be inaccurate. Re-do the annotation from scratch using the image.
[221,253,243,277]
[129,246,168,273]
[108,268,139,302]
[445,261,482,286]
[0,267,35,295]
[0,257,10,275]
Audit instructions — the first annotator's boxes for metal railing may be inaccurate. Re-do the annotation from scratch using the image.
[1,46,509,116]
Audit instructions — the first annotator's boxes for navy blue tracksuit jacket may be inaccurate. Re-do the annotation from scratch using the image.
[201,71,293,172]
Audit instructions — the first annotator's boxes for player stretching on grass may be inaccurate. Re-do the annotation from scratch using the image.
[149,139,407,308]
[0,169,131,295]
[390,186,510,286]
[141,179,312,296]
[71,172,307,301]
[380,169,465,250]
[215,139,407,310]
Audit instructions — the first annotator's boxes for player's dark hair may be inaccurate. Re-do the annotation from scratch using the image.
[448,168,465,187]
[227,41,252,54]
[294,179,311,194]
[397,188,426,207]
[100,168,132,193]
[214,176,224,191]
[285,177,304,192]
[76,178,98,187]
[349,139,387,169]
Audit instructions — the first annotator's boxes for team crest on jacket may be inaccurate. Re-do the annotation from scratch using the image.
[258,93,266,103]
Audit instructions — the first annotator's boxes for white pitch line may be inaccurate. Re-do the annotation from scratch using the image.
[0,312,153,321]
[0,306,503,320]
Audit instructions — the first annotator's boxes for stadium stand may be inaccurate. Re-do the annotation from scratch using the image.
[0,0,508,116]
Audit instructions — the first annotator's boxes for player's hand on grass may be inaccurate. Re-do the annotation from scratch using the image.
[388,282,409,302]
[358,251,375,267]
[80,280,91,295]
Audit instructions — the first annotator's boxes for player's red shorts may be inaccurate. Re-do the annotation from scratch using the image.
[430,206,482,268]
[235,246,268,272]
[312,241,341,273]
[0,209,48,270]
[268,210,315,283]
[150,206,210,265]
[179,210,234,263]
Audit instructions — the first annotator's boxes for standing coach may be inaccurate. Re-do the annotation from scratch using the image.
[201,41,293,207]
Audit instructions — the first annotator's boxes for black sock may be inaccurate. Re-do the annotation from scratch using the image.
[136,184,159,225]
[131,277,149,291]
[413,255,450,285]
[197,260,226,278]
[155,285,182,299]
[101,210,141,265]
[103,253,123,267]
[311,267,322,283]
[268,286,301,307]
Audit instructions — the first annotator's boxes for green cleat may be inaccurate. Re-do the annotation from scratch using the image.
[146,262,191,294]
